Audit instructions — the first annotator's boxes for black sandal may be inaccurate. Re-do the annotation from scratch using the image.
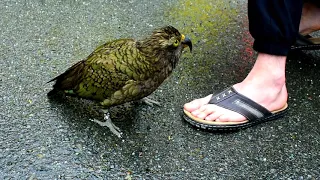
[182,87,288,131]
[291,34,320,51]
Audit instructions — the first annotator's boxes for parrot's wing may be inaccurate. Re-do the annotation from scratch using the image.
[87,39,136,61]
[48,39,137,99]
[73,39,140,100]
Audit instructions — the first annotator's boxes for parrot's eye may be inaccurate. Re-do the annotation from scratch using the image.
[173,39,179,47]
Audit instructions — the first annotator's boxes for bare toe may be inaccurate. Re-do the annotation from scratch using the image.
[216,110,246,122]
[184,95,212,112]
[191,104,215,119]
[204,111,222,121]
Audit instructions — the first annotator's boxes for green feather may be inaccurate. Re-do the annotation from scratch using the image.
[48,26,192,107]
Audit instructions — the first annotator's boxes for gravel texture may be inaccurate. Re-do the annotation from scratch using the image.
[1,0,319,179]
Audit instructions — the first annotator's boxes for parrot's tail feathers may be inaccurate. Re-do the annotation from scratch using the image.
[47,60,86,90]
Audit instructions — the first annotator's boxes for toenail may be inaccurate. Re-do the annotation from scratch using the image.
[191,110,199,115]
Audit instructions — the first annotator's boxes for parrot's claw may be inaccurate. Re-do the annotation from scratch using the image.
[142,97,161,106]
[91,110,122,138]
[92,118,122,138]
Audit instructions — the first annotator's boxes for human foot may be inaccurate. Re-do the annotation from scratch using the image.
[183,53,288,123]
[184,84,288,123]
[299,2,320,35]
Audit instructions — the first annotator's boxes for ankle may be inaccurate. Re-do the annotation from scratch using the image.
[246,53,286,87]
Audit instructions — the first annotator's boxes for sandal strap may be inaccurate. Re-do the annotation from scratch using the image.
[208,87,272,121]
[291,34,320,50]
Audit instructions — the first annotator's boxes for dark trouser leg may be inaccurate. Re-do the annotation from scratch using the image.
[248,0,303,56]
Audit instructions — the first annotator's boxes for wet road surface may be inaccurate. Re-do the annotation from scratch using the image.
[1,0,319,179]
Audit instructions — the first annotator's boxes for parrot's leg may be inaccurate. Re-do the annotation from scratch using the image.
[91,109,122,138]
[142,97,161,106]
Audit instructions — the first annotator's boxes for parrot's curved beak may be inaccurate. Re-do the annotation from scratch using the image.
[181,34,192,52]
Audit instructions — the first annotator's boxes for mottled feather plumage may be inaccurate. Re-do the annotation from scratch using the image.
[48,26,192,108]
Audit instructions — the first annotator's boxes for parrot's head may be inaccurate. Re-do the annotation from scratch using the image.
[152,25,192,53]
[137,25,192,57]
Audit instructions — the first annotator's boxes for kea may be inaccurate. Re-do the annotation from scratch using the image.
[47,26,192,137]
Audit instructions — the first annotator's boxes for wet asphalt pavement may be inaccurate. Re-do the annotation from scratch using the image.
[1,0,319,179]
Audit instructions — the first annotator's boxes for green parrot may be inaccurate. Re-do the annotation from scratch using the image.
[48,26,192,137]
